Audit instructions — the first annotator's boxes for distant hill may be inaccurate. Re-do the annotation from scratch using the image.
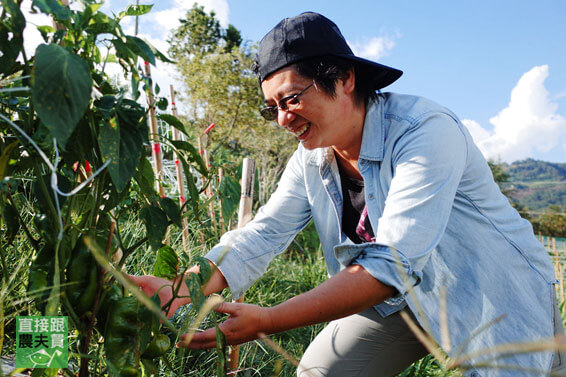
[501,159,566,210]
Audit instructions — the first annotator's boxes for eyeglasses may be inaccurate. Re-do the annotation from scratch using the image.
[260,82,315,121]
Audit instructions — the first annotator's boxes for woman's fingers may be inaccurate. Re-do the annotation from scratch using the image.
[179,328,219,349]
[179,303,271,349]
[213,302,237,315]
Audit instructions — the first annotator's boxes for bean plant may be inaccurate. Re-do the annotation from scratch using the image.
[0,1,236,376]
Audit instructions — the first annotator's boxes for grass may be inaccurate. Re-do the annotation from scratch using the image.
[3,214,564,376]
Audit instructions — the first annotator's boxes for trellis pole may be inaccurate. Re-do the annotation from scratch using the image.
[218,167,226,233]
[169,85,190,252]
[201,132,219,235]
[144,62,166,198]
[228,158,256,373]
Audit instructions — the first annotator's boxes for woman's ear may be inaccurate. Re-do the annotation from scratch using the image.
[341,68,356,95]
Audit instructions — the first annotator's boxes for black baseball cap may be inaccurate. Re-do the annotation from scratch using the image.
[255,12,402,89]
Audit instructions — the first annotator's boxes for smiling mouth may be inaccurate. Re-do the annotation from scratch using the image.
[287,123,310,137]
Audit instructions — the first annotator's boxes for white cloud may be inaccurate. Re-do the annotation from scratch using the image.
[21,0,52,58]
[349,35,397,61]
[462,65,566,162]
[462,119,490,145]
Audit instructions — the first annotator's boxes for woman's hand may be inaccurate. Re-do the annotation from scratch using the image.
[128,274,189,318]
[179,302,273,348]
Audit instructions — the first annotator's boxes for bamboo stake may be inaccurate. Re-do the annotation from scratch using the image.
[560,263,565,303]
[169,85,190,252]
[144,62,169,246]
[228,158,256,373]
[202,142,218,234]
[144,62,166,198]
[194,137,206,244]
[218,167,225,233]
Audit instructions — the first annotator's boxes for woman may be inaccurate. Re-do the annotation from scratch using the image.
[132,12,563,377]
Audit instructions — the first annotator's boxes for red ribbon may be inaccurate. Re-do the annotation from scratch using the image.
[153,143,161,154]
[204,123,216,134]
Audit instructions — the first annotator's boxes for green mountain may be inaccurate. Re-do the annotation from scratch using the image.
[501,159,566,210]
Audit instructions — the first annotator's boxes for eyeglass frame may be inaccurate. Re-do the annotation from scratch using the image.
[260,81,316,121]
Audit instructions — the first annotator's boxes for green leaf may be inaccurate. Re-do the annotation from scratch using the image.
[0,141,19,180]
[184,272,204,307]
[33,173,72,218]
[152,245,179,279]
[119,4,153,18]
[219,174,240,221]
[156,97,168,111]
[125,36,156,65]
[87,3,103,14]
[141,205,168,251]
[86,12,120,36]
[157,114,188,136]
[195,257,211,284]
[33,214,57,247]
[134,157,156,199]
[159,197,181,228]
[32,0,71,20]
[98,118,120,185]
[76,1,102,30]
[36,25,55,43]
[27,246,55,313]
[171,140,207,176]
[149,44,174,64]
[32,44,92,148]
[0,0,25,75]
[97,99,145,192]
[179,158,201,220]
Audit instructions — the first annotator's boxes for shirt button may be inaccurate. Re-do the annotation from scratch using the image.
[470,372,480,377]
[368,193,374,200]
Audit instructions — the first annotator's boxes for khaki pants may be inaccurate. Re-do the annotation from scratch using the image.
[298,300,566,377]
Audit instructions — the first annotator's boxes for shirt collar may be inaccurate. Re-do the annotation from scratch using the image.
[359,97,385,162]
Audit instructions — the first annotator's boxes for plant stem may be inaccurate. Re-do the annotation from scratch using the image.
[32,162,60,224]
[79,222,115,377]
[0,244,8,284]
[7,193,40,252]
[118,236,148,269]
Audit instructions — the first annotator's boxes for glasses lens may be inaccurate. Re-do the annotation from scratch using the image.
[284,95,300,108]
[260,107,277,121]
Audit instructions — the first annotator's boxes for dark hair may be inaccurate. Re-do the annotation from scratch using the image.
[253,56,378,106]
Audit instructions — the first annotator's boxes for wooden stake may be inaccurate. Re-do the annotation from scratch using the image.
[228,158,256,373]
[560,263,565,303]
[144,62,166,198]
[170,85,190,252]
[144,62,169,246]
[202,146,218,234]
[218,167,225,233]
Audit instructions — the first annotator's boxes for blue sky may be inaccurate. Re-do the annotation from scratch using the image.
[22,0,566,163]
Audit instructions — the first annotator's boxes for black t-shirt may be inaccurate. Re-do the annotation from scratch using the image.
[338,164,375,244]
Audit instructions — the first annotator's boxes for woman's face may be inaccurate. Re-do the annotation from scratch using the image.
[260,66,360,151]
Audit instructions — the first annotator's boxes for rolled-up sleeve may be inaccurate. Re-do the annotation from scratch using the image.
[206,147,312,299]
[338,112,468,298]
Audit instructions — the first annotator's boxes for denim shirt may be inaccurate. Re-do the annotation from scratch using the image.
[206,93,557,377]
